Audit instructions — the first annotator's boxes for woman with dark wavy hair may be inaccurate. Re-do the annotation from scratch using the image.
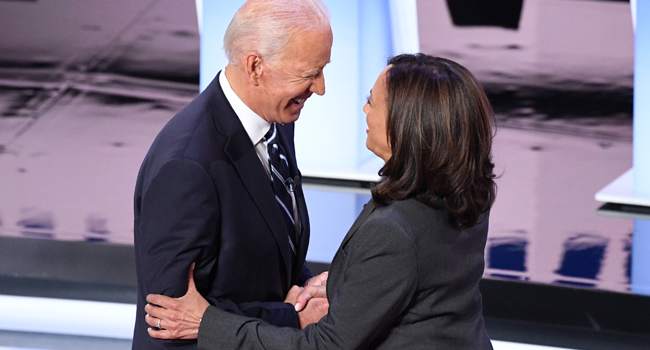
[144,53,496,349]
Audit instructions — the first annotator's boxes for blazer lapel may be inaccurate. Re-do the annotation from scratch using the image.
[340,199,376,249]
[206,73,292,280]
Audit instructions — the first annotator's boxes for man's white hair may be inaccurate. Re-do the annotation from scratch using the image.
[223,0,330,66]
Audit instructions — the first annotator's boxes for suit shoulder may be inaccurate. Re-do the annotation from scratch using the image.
[145,97,227,166]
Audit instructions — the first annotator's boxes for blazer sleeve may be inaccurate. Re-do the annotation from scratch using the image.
[197,216,419,350]
[138,158,300,330]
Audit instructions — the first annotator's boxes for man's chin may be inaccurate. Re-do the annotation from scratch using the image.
[279,112,301,125]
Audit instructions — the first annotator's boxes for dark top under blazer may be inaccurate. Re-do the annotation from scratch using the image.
[198,198,493,350]
[132,72,312,350]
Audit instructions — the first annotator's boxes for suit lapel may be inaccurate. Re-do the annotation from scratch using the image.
[292,175,310,279]
[206,72,292,280]
[276,124,310,283]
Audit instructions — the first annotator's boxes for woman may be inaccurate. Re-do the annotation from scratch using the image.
[144,54,497,349]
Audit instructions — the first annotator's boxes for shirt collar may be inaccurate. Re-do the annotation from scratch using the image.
[219,68,270,145]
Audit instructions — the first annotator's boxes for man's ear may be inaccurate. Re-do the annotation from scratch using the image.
[244,52,263,86]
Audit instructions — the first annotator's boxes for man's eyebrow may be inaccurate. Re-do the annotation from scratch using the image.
[303,70,321,78]
[302,61,331,78]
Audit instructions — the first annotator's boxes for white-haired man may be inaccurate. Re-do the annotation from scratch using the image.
[132,1,332,348]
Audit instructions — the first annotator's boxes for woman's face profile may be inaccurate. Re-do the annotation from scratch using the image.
[363,67,392,162]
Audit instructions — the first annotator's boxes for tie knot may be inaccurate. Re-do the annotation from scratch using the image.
[264,123,277,143]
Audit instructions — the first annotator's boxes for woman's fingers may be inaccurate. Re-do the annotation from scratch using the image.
[295,285,327,312]
[144,313,159,328]
[284,285,304,305]
[147,324,199,340]
[145,306,201,340]
[144,303,171,322]
[304,271,329,286]
[146,293,178,310]
[142,263,206,341]
[144,306,176,331]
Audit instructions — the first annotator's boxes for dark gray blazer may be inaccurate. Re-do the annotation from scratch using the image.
[197,198,493,349]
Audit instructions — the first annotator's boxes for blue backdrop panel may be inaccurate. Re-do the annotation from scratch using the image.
[632,219,650,295]
[634,0,650,196]
[631,0,650,297]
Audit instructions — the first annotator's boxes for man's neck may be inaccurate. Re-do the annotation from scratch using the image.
[224,64,261,117]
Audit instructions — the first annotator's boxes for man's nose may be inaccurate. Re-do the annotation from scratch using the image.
[310,74,326,96]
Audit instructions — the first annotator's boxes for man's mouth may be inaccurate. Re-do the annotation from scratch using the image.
[291,97,307,105]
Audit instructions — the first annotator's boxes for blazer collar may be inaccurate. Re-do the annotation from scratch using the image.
[340,199,377,248]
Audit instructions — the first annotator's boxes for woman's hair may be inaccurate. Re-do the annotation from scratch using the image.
[223,0,330,66]
[372,53,497,228]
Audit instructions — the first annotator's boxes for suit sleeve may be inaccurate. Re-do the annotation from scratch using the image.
[298,262,314,286]
[137,158,219,299]
[138,158,300,330]
[197,217,419,350]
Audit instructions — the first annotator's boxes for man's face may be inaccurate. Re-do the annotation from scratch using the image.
[256,28,333,124]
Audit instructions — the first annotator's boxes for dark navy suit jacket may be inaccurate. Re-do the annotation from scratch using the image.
[132,72,312,349]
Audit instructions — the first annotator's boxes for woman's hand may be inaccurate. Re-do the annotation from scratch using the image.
[294,271,328,311]
[284,282,329,328]
[304,271,328,286]
[145,264,210,340]
[294,285,327,312]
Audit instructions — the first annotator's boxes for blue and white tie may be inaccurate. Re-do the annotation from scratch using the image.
[265,123,297,255]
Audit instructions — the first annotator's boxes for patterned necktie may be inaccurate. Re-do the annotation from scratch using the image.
[265,123,297,255]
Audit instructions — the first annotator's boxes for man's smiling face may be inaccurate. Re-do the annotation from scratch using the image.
[255,28,333,124]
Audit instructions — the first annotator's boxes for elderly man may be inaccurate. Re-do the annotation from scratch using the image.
[131,0,332,348]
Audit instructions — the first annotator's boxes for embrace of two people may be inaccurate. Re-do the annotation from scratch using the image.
[131,0,496,349]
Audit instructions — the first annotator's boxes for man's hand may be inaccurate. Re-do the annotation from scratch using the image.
[304,271,328,286]
[298,297,329,329]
